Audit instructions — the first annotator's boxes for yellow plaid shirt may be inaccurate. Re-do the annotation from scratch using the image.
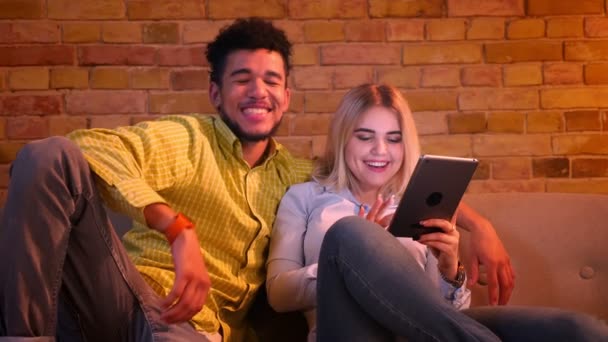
[67,115,312,341]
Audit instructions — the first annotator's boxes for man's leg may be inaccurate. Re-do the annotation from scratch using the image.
[0,137,209,341]
[316,216,500,342]
[463,306,608,342]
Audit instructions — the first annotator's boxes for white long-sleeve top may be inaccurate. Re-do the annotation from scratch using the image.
[266,181,471,341]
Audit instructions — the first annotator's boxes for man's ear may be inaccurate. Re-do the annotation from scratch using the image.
[209,81,221,109]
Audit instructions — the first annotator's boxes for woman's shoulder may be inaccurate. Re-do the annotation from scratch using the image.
[285,181,326,196]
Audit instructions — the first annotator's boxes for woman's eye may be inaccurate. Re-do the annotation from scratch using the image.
[356,135,372,141]
[388,136,402,143]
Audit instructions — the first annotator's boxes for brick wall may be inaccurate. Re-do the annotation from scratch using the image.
[2,0,608,206]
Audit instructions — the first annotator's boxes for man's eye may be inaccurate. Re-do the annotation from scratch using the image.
[235,79,249,84]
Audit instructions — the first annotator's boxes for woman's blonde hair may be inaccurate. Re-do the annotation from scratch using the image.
[313,83,420,198]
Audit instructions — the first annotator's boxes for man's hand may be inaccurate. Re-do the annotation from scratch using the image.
[160,228,211,323]
[457,202,515,305]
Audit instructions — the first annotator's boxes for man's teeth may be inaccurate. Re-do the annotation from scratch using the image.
[366,161,388,167]
[243,108,267,115]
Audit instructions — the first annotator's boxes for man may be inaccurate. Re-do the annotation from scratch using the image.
[0,18,513,341]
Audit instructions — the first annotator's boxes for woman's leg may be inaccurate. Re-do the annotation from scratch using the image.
[463,306,608,342]
[316,216,500,342]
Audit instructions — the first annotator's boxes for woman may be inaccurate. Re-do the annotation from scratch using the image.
[266,84,607,341]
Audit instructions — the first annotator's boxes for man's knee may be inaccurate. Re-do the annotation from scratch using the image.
[13,137,84,174]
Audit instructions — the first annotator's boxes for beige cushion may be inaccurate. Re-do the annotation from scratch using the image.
[461,192,608,321]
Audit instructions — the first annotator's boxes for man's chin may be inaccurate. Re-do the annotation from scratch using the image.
[220,110,281,142]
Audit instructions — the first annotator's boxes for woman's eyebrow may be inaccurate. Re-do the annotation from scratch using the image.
[353,128,374,133]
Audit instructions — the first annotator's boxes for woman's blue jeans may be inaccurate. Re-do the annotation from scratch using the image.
[316,216,608,341]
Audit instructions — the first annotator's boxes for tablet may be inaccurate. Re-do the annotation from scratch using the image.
[387,155,478,239]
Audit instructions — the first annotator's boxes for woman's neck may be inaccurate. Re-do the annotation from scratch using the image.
[353,188,380,206]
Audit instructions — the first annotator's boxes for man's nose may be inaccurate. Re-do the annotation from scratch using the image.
[248,78,267,98]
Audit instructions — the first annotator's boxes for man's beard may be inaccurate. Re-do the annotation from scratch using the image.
[218,107,282,142]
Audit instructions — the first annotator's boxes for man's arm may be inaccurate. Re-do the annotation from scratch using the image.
[144,203,211,323]
[456,202,515,306]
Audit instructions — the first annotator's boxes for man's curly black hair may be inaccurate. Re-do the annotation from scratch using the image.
[205,18,292,85]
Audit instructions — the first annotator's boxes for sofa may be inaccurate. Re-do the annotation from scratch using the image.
[3,192,606,340]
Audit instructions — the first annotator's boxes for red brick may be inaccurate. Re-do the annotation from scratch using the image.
[0,118,5,138]
[0,95,62,115]
[486,42,562,63]
[276,137,312,159]
[158,46,206,66]
[419,135,472,156]
[386,20,425,41]
[472,160,490,180]
[572,158,608,177]
[49,116,87,136]
[66,91,146,114]
[461,66,501,86]
[131,68,170,89]
[427,19,466,41]
[289,0,367,19]
[565,41,608,61]
[9,67,49,90]
[293,67,332,90]
[183,21,228,44]
[369,0,443,18]
[91,68,129,89]
[544,63,583,85]
[149,92,215,114]
[503,64,542,86]
[0,46,74,66]
[0,142,25,163]
[6,117,49,139]
[291,113,332,135]
[403,43,482,65]
[345,21,385,42]
[473,135,552,156]
[103,22,142,43]
[304,91,346,112]
[467,179,545,193]
[0,164,9,187]
[376,67,420,88]
[553,134,608,154]
[48,0,125,19]
[62,23,100,43]
[51,67,89,89]
[407,90,458,111]
[507,19,545,39]
[585,18,608,38]
[448,0,524,16]
[547,179,608,194]
[143,23,179,44]
[208,0,285,19]
[292,45,319,66]
[547,18,583,38]
[527,0,603,15]
[0,22,60,43]
[90,115,130,129]
[421,66,460,87]
[79,46,156,66]
[527,111,563,133]
[304,21,345,43]
[322,44,401,65]
[128,0,205,19]
[585,64,608,84]
[413,112,449,135]
[459,89,538,110]
[0,0,44,19]
[333,66,373,89]
[0,70,6,90]
[565,110,600,131]
[288,91,304,113]
[533,157,569,178]
[273,20,305,44]
[312,135,327,158]
[170,69,209,90]
[487,111,525,133]
[448,112,486,133]
[467,18,505,40]
[491,157,531,180]
[541,88,608,108]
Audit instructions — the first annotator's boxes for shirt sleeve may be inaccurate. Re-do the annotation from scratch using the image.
[67,116,201,224]
[266,183,318,312]
[424,249,471,310]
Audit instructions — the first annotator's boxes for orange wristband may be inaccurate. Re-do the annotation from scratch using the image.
[164,213,194,244]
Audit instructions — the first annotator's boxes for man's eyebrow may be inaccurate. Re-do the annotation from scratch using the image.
[229,68,251,77]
